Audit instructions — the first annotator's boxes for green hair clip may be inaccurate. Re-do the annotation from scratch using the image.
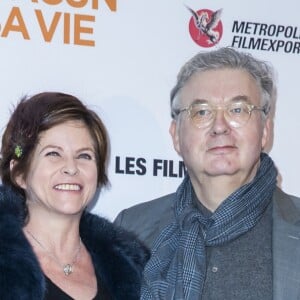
[14,145,23,158]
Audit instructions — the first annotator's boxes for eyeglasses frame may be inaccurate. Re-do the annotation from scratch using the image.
[174,101,270,128]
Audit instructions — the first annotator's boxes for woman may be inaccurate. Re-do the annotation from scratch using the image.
[0,92,149,299]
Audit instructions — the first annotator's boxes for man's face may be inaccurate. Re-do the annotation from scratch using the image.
[170,69,270,186]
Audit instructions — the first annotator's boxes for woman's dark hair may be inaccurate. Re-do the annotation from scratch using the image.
[0,92,109,198]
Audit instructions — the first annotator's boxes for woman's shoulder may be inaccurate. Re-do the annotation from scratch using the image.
[0,185,25,223]
[80,212,149,299]
[80,212,150,266]
[0,186,45,299]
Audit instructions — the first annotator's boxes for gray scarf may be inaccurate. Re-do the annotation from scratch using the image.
[141,153,277,299]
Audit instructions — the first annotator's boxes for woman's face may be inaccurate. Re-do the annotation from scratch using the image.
[18,120,98,217]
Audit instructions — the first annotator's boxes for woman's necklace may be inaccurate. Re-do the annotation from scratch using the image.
[26,230,82,276]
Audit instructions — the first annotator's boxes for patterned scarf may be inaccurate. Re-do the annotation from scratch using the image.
[141,153,277,299]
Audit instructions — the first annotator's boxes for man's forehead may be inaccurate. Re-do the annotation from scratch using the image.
[180,69,260,104]
[189,95,252,106]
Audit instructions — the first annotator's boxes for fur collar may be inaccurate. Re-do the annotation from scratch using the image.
[0,186,149,299]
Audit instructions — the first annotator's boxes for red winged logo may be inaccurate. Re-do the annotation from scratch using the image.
[186,6,223,47]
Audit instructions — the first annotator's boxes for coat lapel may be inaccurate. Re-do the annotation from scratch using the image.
[273,188,300,300]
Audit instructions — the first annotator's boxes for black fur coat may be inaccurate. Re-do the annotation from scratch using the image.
[0,186,149,299]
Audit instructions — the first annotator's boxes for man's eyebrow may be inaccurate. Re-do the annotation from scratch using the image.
[191,99,209,105]
[190,96,251,105]
[230,95,250,103]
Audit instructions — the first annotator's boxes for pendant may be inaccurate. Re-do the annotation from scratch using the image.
[63,264,73,276]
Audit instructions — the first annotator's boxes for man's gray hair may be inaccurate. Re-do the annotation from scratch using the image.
[170,47,276,118]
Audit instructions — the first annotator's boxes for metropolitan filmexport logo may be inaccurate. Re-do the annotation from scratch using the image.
[186,6,223,47]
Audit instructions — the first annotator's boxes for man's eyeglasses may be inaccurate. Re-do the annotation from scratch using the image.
[174,101,270,128]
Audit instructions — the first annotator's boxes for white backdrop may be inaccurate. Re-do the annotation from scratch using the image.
[1,0,299,220]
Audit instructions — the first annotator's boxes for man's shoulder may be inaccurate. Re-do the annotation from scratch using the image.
[114,193,176,248]
[115,193,176,225]
[123,193,175,213]
[273,187,300,224]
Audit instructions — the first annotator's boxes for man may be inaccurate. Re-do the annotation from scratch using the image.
[114,48,300,299]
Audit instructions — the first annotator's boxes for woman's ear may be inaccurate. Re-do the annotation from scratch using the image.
[10,160,26,189]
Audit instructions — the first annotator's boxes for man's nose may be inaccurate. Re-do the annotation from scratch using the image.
[210,108,231,135]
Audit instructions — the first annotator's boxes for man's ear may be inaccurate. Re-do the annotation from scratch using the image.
[10,160,26,189]
[262,117,273,153]
[169,120,182,156]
